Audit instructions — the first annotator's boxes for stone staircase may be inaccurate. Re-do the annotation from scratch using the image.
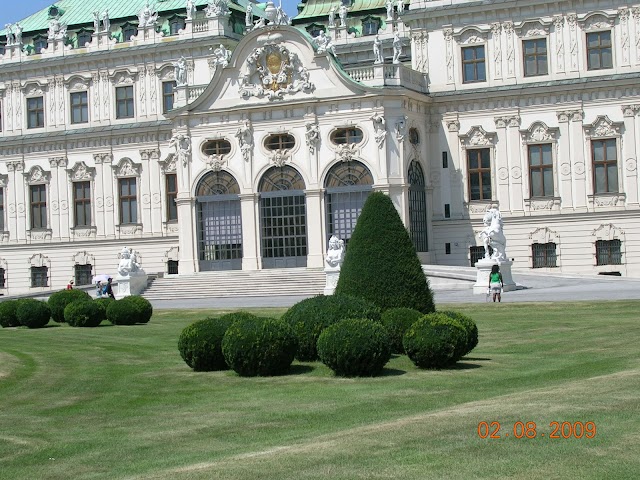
[141,268,326,301]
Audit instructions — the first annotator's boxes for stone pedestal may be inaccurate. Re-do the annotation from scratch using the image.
[324,269,340,295]
[115,271,149,299]
[473,259,516,294]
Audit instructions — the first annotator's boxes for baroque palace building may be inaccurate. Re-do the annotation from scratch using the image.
[0,0,638,295]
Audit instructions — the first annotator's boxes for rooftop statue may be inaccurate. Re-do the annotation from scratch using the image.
[314,30,335,56]
[138,1,159,28]
[186,0,197,21]
[392,32,402,64]
[373,34,383,64]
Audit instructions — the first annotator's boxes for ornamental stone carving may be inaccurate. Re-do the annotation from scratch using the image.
[529,226,559,243]
[584,116,623,138]
[205,0,230,18]
[592,223,624,240]
[68,162,95,181]
[336,143,359,162]
[370,113,386,148]
[235,120,254,162]
[305,122,320,154]
[138,1,159,28]
[239,45,314,101]
[169,134,192,167]
[24,166,50,185]
[114,158,141,178]
[459,126,497,148]
[520,122,559,143]
[625,158,637,172]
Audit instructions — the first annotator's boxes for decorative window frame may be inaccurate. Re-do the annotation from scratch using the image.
[515,20,551,77]
[23,81,48,130]
[519,121,561,210]
[0,174,7,237]
[199,136,235,172]
[583,115,624,207]
[112,158,142,232]
[453,27,490,85]
[24,165,52,236]
[459,126,497,209]
[28,253,51,289]
[67,76,91,125]
[260,132,299,168]
[72,250,95,283]
[67,161,96,235]
[361,16,382,37]
[579,12,616,70]
[529,227,561,269]
[592,223,625,271]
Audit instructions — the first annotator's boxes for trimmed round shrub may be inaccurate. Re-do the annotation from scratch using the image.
[282,294,381,362]
[335,192,435,314]
[0,300,21,328]
[403,313,467,369]
[439,310,478,357]
[64,300,103,327]
[178,317,234,371]
[106,295,153,325]
[222,316,297,377]
[381,307,423,354]
[48,289,92,323]
[422,314,468,362]
[94,297,115,320]
[16,299,51,329]
[317,318,391,377]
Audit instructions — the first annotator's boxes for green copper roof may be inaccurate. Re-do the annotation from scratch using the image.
[2,0,250,35]
[294,0,406,21]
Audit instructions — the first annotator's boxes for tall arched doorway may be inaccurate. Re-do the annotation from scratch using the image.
[259,166,307,268]
[408,160,428,252]
[324,160,373,244]
[196,171,242,271]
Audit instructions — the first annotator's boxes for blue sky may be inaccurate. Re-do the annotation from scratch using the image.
[2,1,301,26]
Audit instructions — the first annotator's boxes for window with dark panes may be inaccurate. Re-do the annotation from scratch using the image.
[122,25,138,42]
[30,184,47,229]
[77,31,92,47]
[116,86,134,119]
[529,144,554,197]
[592,139,618,193]
[362,18,380,36]
[330,128,363,145]
[119,178,138,224]
[167,260,179,274]
[265,134,295,150]
[34,36,47,54]
[73,181,91,226]
[0,187,4,231]
[31,266,48,287]
[596,239,621,266]
[470,246,492,266]
[467,148,491,201]
[27,97,45,129]
[462,45,486,83]
[0,267,5,288]
[586,31,613,70]
[166,174,178,221]
[532,242,557,268]
[409,128,420,145]
[74,264,93,286]
[162,81,176,113]
[202,139,232,156]
[70,91,89,124]
[523,38,548,76]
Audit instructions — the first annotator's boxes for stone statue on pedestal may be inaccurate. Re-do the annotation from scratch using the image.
[480,207,507,261]
[324,235,345,294]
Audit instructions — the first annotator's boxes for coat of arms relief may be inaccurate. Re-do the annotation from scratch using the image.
[239,44,314,101]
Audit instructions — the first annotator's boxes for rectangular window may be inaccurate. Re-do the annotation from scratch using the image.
[442,152,448,169]
[116,86,135,119]
[74,264,93,286]
[444,203,450,218]
[27,97,45,129]
[523,38,548,77]
[167,260,179,275]
[119,178,138,224]
[30,184,47,229]
[532,242,557,268]
[528,144,554,197]
[0,267,5,288]
[0,187,4,231]
[445,243,451,254]
[587,31,613,70]
[162,81,176,114]
[70,91,89,124]
[31,266,48,287]
[467,148,491,201]
[166,174,178,221]
[596,239,621,266]
[73,181,91,227]
[470,245,492,267]
[462,45,486,83]
[592,139,618,193]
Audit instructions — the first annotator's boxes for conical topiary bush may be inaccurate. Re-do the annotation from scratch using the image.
[334,191,435,313]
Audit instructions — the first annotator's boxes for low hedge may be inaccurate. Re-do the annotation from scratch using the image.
[380,307,423,354]
[94,297,115,320]
[281,294,381,362]
[317,318,391,377]
[48,289,92,323]
[439,310,479,357]
[16,299,51,329]
[178,317,234,371]
[403,313,466,369]
[106,295,153,325]
[64,301,103,327]
[0,300,21,328]
[222,316,297,377]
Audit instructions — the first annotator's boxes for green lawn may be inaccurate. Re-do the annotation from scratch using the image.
[1,301,639,480]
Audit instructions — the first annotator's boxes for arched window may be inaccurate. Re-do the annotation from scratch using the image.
[409,128,420,145]
[325,161,373,244]
[259,166,307,267]
[169,16,186,36]
[408,161,428,252]
[121,24,138,42]
[196,171,242,271]
[330,128,363,145]
[202,139,232,157]
[361,17,380,36]
[264,134,296,151]
[33,36,47,54]
[76,30,93,47]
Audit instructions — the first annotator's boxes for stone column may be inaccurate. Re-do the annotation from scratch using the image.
[445,119,464,215]
[48,158,62,240]
[622,105,639,206]
[568,110,587,211]
[239,193,259,270]
[176,196,197,273]
[139,149,158,232]
[305,188,325,268]
[494,117,510,210]
[506,116,523,212]
[556,112,574,210]
[6,161,25,242]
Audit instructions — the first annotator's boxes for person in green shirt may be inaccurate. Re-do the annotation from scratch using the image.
[488,264,504,302]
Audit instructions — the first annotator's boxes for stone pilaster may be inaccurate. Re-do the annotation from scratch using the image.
[556,112,574,210]
[176,196,197,274]
[622,105,639,206]
[239,193,259,270]
[304,189,325,269]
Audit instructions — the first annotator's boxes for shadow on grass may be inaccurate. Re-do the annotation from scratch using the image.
[447,362,482,370]
[288,364,315,375]
[379,367,407,377]
[462,357,491,362]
